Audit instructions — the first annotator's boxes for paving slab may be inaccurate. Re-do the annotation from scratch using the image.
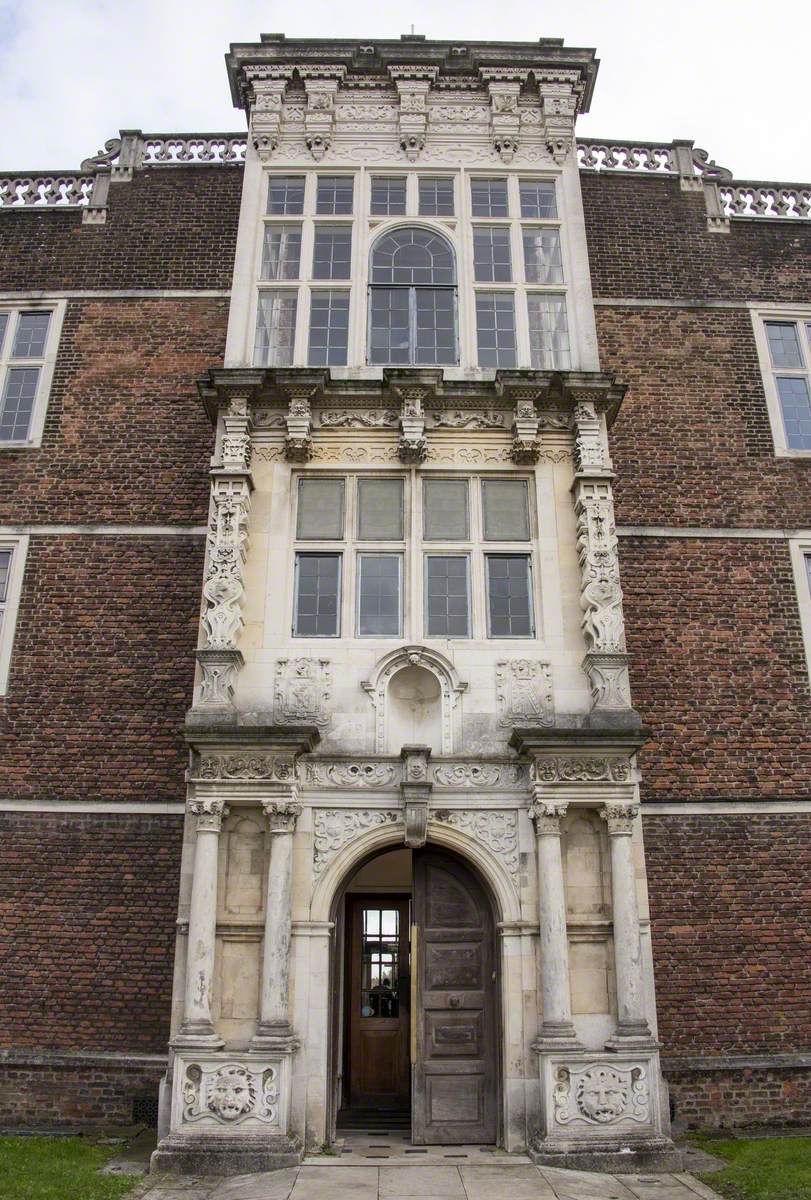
[537,1166,638,1199]
[380,1164,466,1196]
[211,1168,299,1199]
[289,1164,378,1200]
[671,1174,722,1199]
[460,1164,557,1198]
[621,1178,705,1200]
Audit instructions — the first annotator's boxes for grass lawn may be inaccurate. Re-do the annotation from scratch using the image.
[690,1135,811,1200]
[0,1136,139,1200]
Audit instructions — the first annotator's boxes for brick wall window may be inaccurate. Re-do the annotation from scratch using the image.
[753,310,811,456]
[290,472,536,642]
[0,536,28,694]
[0,301,66,446]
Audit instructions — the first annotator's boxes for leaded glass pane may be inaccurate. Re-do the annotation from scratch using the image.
[357,478,404,541]
[12,312,50,358]
[0,367,39,441]
[357,554,402,636]
[473,226,512,282]
[369,288,410,365]
[766,322,804,368]
[371,228,455,285]
[313,225,352,279]
[296,478,345,540]
[476,293,516,368]
[523,228,564,284]
[294,553,341,637]
[777,376,811,450]
[419,177,454,216]
[423,479,469,540]
[360,907,400,1017]
[0,549,11,602]
[519,180,557,218]
[267,175,305,215]
[316,176,354,214]
[470,177,508,217]
[308,291,349,366]
[261,224,302,280]
[371,177,406,215]
[253,291,297,366]
[425,555,470,637]
[487,555,533,637]
[414,289,456,365]
[527,295,571,369]
[482,480,530,541]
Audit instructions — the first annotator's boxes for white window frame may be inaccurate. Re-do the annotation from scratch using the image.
[751,306,811,457]
[0,299,66,448]
[789,537,811,689]
[0,535,28,694]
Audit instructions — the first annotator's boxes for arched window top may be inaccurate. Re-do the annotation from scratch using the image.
[371,227,456,286]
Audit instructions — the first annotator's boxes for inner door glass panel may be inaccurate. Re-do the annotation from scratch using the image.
[361,907,400,1018]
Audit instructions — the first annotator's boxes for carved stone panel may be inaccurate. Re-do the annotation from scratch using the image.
[552,1061,651,1127]
[179,1059,280,1127]
[274,658,331,729]
[312,808,400,876]
[432,809,519,889]
[496,660,554,727]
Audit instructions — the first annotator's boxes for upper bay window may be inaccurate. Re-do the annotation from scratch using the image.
[368,228,457,366]
[252,170,573,371]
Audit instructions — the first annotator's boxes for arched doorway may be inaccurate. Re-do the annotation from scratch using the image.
[329,843,500,1145]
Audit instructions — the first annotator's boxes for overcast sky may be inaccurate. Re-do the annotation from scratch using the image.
[1,0,808,181]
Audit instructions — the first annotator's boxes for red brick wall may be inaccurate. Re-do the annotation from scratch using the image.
[0,1056,165,1127]
[0,812,182,1051]
[0,166,242,291]
[665,1067,811,1130]
[644,814,811,1055]
[2,534,204,803]
[620,537,811,800]
[582,171,811,302]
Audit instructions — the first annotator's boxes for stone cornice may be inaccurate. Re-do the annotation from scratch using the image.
[226,36,598,112]
[198,367,626,427]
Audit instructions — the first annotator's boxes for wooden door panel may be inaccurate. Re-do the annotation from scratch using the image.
[413,851,498,1144]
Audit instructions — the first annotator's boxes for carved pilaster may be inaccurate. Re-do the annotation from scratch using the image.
[400,745,432,848]
[249,70,292,160]
[300,67,346,160]
[481,69,526,163]
[538,72,581,165]
[389,66,437,161]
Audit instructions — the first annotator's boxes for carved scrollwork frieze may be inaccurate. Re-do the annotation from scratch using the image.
[312,808,400,876]
[432,809,520,889]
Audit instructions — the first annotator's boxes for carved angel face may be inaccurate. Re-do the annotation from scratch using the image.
[208,1066,255,1120]
[577,1068,627,1123]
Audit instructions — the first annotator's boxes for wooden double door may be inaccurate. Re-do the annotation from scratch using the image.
[345,849,498,1143]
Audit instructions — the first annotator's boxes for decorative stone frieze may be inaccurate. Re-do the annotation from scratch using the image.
[401,745,432,849]
[552,1061,650,1126]
[303,760,399,788]
[496,659,554,727]
[389,65,437,161]
[312,809,400,876]
[300,66,346,160]
[196,753,297,782]
[433,809,519,887]
[433,761,528,788]
[274,658,332,730]
[534,757,631,784]
[315,408,399,429]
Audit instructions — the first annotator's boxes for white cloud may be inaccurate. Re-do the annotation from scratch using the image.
[0,0,808,180]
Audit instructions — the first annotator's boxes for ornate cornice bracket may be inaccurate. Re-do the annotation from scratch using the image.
[276,372,325,462]
[480,70,527,164]
[400,745,432,848]
[248,70,294,160]
[537,71,582,165]
[301,67,347,160]
[388,65,438,161]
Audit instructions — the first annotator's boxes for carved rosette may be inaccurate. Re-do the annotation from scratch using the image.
[553,1062,650,1127]
[188,797,228,834]
[600,802,639,837]
[262,799,302,836]
[389,65,437,161]
[528,796,567,837]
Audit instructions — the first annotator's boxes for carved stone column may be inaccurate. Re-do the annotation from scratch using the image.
[173,798,228,1048]
[601,802,654,1048]
[529,793,582,1049]
[195,393,253,711]
[572,398,632,711]
[252,796,302,1050]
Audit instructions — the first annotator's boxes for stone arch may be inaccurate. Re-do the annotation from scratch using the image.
[310,813,519,926]
[361,644,467,755]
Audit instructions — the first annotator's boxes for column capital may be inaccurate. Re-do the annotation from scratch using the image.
[261,798,302,835]
[188,797,228,833]
[600,802,639,836]
[528,793,568,836]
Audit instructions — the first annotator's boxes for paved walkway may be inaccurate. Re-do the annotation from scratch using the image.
[140,1162,721,1200]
